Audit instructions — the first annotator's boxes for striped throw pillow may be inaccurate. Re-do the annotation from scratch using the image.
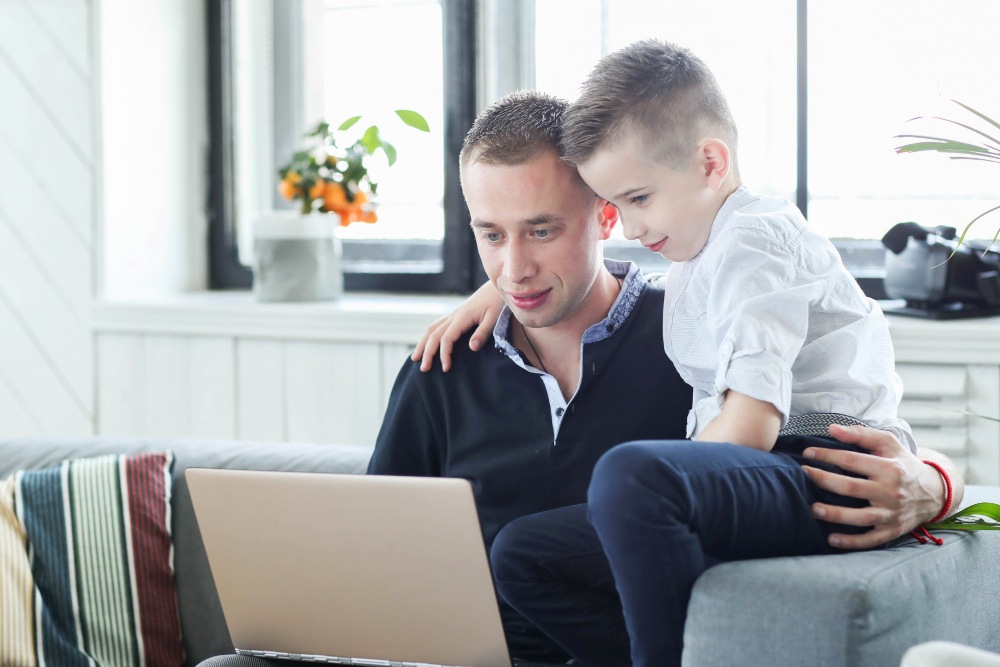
[0,452,184,667]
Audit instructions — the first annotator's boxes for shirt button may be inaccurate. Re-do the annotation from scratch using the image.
[555,407,565,417]
[721,341,734,355]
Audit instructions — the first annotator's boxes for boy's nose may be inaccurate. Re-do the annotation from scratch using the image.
[620,216,644,242]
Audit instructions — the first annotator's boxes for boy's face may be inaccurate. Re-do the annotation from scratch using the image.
[577,132,722,262]
[463,149,615,330]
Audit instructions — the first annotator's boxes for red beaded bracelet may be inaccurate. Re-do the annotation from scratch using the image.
[909,460,953,546]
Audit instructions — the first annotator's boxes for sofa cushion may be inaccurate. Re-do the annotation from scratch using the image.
[0,451,185,667]
[0,438,374,667]
[682,485,1000,667]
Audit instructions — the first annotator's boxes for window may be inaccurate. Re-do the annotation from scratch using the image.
[807,0,1000,241]
[211,1,1000,294]
[211,0,481,292]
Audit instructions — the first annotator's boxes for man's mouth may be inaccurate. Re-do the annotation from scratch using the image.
[507,288,552,310]
[644,237,667,253]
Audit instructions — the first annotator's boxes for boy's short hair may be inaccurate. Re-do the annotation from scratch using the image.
[460,90,568,167]
[561,39,738,170]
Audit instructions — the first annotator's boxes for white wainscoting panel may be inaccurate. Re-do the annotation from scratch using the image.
[0,0,95,438]
[285,341,383,447]
[380,344,415,413]
[98,334,236,439]
[236,339,286,442]
[95,330,423,448]
[896,362,1000,486]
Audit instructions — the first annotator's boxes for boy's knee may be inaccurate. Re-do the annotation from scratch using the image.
[589,442,664,511]
[588,441,695,527]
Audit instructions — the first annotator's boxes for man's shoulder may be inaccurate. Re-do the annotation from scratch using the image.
[394,331,501,387]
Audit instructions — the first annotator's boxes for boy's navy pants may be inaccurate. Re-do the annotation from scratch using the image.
[490,437,877,667]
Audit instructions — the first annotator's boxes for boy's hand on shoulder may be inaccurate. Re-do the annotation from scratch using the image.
[411,281,506,372]
[799,424,964,550]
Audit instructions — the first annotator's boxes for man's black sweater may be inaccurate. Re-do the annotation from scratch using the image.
[368,282,692,549]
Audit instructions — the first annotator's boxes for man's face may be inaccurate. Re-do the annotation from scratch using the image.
[578,132,718,263]
[463,149,614,329]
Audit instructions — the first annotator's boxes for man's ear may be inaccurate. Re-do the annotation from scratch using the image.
[699,139,732,190]
[598,200,618,240]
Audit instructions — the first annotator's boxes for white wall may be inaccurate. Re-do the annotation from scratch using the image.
[101,0,209,298]
[0,0,97,437]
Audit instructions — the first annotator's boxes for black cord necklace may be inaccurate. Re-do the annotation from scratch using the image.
[518,275,623,376]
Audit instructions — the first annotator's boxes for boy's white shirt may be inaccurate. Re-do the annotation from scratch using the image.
[657,186,915,452]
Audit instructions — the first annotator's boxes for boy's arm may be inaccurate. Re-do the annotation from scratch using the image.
[695,390,782,451]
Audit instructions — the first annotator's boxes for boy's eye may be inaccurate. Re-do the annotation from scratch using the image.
[630,194,648,206]
[485,232,502,242]
[533,229,551,239]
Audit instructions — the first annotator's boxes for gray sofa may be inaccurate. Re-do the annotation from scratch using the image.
[1,437,998,667]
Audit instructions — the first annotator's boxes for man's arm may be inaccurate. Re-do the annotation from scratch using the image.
[367,359,443,476]
[798,423,965,549]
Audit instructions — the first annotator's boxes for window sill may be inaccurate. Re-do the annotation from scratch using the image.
[91,293,1000,361]
[92,291,467,344]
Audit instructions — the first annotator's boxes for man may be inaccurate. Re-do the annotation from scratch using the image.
[368,91,963,665]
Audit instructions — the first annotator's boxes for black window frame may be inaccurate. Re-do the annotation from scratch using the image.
[207,0,485,294]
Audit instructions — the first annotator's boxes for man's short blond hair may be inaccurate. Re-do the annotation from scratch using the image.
[460,90,568,168]
[561,39,739,172]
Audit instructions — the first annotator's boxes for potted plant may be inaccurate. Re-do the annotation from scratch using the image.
[253,110,429,302]
[895,100,1000,255]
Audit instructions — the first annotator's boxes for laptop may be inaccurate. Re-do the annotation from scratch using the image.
[186,468,564,667]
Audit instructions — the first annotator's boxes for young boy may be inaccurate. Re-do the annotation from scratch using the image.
[415,40,922,666]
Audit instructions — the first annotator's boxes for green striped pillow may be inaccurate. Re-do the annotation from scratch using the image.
[0,452,184,667]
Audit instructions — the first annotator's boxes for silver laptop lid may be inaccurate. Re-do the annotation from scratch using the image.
[186,469,511,667]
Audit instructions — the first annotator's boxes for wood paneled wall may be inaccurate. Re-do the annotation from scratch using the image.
[97,333,412,448]
[0,0,96,437]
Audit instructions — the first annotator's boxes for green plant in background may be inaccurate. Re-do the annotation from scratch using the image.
[277,110,430,224]
[895,99,1000,256]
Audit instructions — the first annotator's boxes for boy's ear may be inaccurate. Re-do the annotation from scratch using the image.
[699,139,732,190]
[598,200,619,240]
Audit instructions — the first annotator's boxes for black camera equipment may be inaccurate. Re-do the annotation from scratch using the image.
[881,221,1000,319]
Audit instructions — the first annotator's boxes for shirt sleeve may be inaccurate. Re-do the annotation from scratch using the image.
[704,227,827,425]
[367,359,443,476]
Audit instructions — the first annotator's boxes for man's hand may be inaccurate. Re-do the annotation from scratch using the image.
[800,424,965,550]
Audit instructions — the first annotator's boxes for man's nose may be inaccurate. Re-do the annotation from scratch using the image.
[502,237,536,284]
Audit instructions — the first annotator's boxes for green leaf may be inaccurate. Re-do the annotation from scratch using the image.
[936,204,1000,265]
[925,502,1000,531]
[929,117,1000,151]
[952,99,1000,136]
[395,109,430,132]
[309,121,330,137]
[380,139,397,166]
[894,136,996,156]
[359,125,381,153]
[338,115,362,131]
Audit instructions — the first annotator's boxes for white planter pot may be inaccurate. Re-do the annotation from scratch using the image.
[253,211,343,302]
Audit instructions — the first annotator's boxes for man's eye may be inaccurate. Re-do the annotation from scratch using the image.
[533,229,551,239]
[485,232,502,242]
[631,194,648,206]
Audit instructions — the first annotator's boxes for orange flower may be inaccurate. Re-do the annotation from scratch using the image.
[309,180,326,199]
[278,178,298,201]
[323,182,347,210]
[361,210,378,224]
